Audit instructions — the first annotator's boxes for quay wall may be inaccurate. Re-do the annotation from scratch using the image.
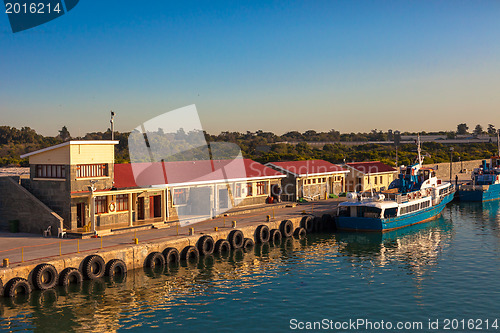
[0,177,63,235]
[423,159,483,181]
[0,214,310,284]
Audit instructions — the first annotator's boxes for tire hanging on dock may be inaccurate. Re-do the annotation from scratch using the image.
[31,263,58,290]
[242,238,255,251]
[81,255,106,280]
[197,235,215,256]
[300,216,314,234]
[269,229,282,245]
[255,225,270,243]
[280,220,294,238]
[0,278,3,297]
[162,247,180,265]
[293,227,306,239]
[313,216,323,233]
[58,267,83,286]
[106,259,127,277]
[322,214,334,231]
[214,239,231,256]
[227,230,244,249]
[181,245,199,263]
[3,277,31,298]
[145,252,166,269]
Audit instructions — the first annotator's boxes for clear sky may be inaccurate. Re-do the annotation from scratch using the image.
[1,1,500,136]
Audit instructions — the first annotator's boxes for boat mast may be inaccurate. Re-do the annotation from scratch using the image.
[417,133,423,166]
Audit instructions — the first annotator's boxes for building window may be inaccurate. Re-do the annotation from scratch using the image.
[235,183,243,198]
[256,181,268,195]
[35,165,66,179]
[116,194,128,211]
[95,196,108,214]
[247,183,253,197]
[76,164,108,178]
[380,176,383,183]
[173,188,187,205]
[374,177,378,185]
[322,178,326,183]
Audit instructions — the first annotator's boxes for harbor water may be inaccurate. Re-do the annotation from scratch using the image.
[1,201,500,332]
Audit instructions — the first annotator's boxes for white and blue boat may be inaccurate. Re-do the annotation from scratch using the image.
[457,157,500,202]
[336,136,455,232]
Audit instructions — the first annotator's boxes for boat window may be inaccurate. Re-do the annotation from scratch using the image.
[338,206,349,217]
[357,206,381,218]
[384,208,398,218]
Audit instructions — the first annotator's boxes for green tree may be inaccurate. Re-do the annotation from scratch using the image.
[58,126,71,141]
[487,124,496,135]
[456,123,469,135]
[473,124,484,136]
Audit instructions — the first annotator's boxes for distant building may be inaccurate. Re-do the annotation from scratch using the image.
[266,160,349,201]
[344,161,397,192]
[19,141,285,234]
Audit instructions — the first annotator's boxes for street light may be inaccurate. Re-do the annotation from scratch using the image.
[449,147,454,183]
[89,180,99,235]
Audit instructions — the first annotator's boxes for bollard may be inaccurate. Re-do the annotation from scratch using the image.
[3,258,9,267]
[77,239,80,253]
[272,207,275,219]
[189,227,195,236]
[232,221,237,228]
[214,227,218,231]
[266,215,270,222]
[21,247,24,262]
[100,236,103,249]
[133,238,139,244]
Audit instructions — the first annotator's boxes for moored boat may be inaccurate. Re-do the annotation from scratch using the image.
[457,157,500,202]
[336,136,455,232]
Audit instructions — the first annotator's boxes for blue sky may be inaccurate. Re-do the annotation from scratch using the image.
[1,1,500,136]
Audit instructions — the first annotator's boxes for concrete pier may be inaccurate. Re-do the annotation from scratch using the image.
[0,200,341,285]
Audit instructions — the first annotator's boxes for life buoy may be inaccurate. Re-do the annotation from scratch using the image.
[109,202,116,212]
[417,192,422,198]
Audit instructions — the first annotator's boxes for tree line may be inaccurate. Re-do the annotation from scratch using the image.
[0,124,498,167]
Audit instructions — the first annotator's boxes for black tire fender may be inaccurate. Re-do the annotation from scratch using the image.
[242,237,255,251]
[106,259,127,277]
[197,235,215,256]
[294,227,306,239]
[81,255,106,280]
[254,225,270,243]
[280,220,294,238]
[145,252,166,268]
[227,230,244,249]
[4,277,31,298]
[58,267,83,286]
[214,239,231,255]
[181,245,199,263]
[32,264,58,290]
[269,229,282,245]
[301,216,314,233]
[162,247,180,264]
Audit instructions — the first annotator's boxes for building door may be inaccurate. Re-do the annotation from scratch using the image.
[137,197,145,220]
[150,195,162,218]
[77,203,85,228]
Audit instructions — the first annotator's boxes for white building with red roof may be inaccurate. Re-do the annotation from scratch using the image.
[265,160,349,201]
[19,141,286,234]
[344,161,397,193]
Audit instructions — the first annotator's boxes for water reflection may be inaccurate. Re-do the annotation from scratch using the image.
[335,216,453,284]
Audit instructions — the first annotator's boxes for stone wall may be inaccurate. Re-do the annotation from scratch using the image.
[0,177,63,235]
[423,159,483,180]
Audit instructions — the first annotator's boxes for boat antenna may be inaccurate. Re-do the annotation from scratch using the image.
[417,133,423,166]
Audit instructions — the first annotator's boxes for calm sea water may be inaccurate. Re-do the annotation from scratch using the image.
[1,201,500,332]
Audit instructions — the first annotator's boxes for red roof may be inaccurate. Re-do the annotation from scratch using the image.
[114,159,284,189]
[267,160,347,177]
[346,161,396,174]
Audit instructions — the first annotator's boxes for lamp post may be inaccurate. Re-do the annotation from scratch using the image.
[89,180,98,235]
[449,147,454,183]
[110,111,115,141]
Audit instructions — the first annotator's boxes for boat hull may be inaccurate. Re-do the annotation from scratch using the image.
[457,183,500,202]
[336,192,455,232]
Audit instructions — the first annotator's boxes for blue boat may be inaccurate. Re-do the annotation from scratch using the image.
[457,157,500,202]
[336,136,455,232]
